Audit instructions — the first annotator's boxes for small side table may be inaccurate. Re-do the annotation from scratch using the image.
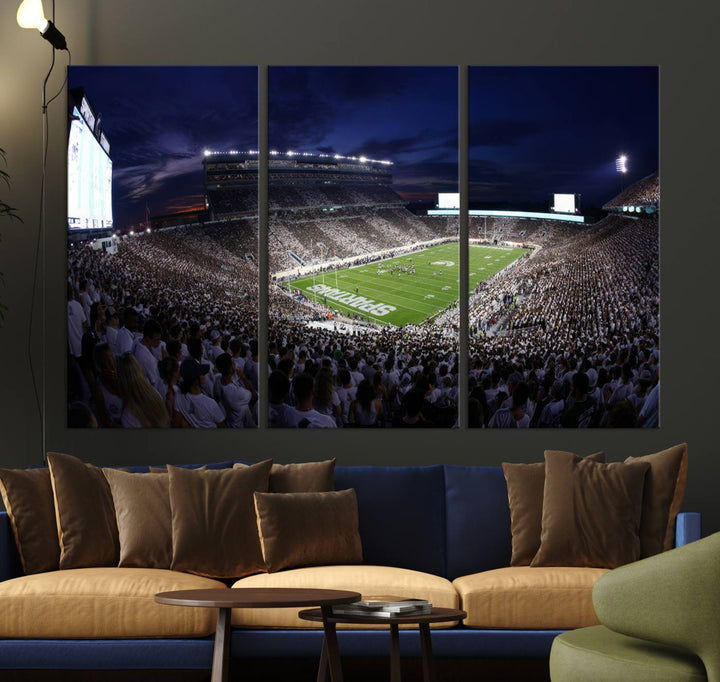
[299,606,466,682]
[156,587,360,682]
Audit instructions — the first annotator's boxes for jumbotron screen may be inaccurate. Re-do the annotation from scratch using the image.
[438,192,460,209]
[551,193,578,214]
[67,106,113,230]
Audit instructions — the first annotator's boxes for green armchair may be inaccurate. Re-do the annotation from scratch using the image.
[550,532,720,682]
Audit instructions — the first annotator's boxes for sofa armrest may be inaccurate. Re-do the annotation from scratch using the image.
[592,532,720,682]
[675,512,701,547]
[0,512,23,582]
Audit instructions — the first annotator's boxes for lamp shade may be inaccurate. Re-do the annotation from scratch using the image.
[17,0,49,32]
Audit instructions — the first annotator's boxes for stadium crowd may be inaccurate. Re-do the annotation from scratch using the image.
[470,216,580,247]
[464,215,659,428]
[603,172,659,208]
[67,176,659,429]
[270,207,455,269]
[264,183,404,211]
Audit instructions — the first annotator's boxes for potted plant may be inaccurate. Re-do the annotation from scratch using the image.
[0,146,22,326]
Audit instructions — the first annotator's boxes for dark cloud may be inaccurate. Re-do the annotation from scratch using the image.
[469,118,547,148]
[396,160,459,182]
[269,69,338,150]
[308,67,408,103]
[347,133,449,160]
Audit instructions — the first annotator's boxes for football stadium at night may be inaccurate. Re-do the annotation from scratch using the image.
[66,66,659,430]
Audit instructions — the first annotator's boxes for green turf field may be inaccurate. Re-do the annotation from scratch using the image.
[286,242,527,326]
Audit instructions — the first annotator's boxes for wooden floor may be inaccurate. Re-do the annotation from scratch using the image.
[2,657,551,682]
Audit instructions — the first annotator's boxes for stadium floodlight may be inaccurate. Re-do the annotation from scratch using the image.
[615,154,628,174]
[17,0,67,50]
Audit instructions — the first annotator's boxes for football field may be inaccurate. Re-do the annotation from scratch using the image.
[288,242,527,326]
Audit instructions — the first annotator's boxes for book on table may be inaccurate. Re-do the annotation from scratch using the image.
[331,596,432,618]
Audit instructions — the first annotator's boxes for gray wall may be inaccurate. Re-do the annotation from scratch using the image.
[1,1,718,533]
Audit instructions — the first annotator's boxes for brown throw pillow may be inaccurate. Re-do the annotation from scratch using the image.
[531,451,650,569]
[234,459,336,492]
[502,451,605,566]
[254,489,363,573]
[625,443,688,557]
[0,468,60,574]
[47,452,120,569]
[169,459,273,579]
[103,469,173,569]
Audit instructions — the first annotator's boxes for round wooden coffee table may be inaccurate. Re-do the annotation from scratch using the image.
[299,606,466,682]
[155,587,360,682]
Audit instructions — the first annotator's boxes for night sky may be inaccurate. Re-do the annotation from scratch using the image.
[68,65,657,229]
[269,66,458,203]
[68,66,258,228]
[469,66,658,208]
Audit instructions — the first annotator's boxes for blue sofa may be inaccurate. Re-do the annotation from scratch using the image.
[0,464,702,672]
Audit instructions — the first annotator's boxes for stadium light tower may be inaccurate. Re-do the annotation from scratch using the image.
[616,154,628,195]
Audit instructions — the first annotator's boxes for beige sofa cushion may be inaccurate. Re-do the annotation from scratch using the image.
[453,567,609,629]
[0,568,227,638]
[231,565,458,629]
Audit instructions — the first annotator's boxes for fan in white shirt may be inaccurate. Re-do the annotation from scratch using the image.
[133,319,163,390]
[116,307,140,356]
[175,359,226,428]
[214,353,256,428]
[284,373,337,428]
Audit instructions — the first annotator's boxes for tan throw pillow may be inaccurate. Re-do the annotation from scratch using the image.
[625,443,688,557]
[233,459,336,492]
[169,459,273,579]
[254,489,363,573]
[47,452,120,569]
[103,469,173,569]
[531,451,650,569]
[0,468,59,574]
[502,451,605,566]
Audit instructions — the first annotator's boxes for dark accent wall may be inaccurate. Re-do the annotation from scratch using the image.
[0,1,717,534]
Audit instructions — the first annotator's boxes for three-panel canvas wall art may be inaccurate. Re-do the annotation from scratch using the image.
[66,66,659,429]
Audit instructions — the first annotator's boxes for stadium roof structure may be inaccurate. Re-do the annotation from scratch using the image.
[203,150,393,166]
[202,149,395,187]
[202,149,403,220]
[428,208,585,223]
